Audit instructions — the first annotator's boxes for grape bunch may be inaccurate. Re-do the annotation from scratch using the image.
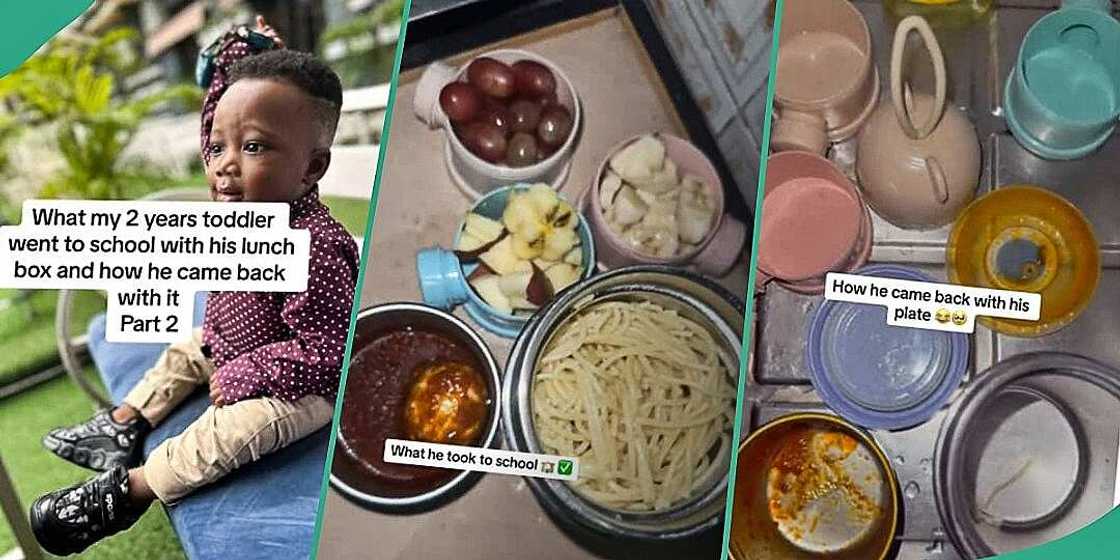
[440,57,575,167]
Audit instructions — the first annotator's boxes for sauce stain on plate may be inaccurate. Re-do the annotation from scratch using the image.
[766,429,885,553]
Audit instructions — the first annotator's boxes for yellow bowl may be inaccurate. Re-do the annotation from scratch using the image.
[946,185,1099,337]
[728,413,899,560]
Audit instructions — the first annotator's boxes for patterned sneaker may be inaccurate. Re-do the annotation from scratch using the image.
[29,466,146,556]
[42,410,149,471]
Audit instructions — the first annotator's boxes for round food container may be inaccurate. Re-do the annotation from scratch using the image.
[757,151,873,295]
[771,0,880,153]
[935,352,1120,557]
[416,184,596,338]
[580,132,747,277]
[728,413,899,560]
[808,265,970,430]
[1004,3,1120,160]
[330,303,502,510]
[947,185,1099,337]
[413,49,582,199]
[502,266,743,540]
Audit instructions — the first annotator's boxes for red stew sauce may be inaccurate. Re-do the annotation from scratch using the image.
[337,327,488,497]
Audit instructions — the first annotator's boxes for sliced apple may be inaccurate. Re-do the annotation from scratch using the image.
[542,227,579,262]
[467,262,495,282]
[509,296,537,310]
[499,270,533,296]
[512,236,544,260]
[503,193,546,242]
[511,259,533,274]
[454,229,508,261]
[456,232,485,253]
[464,213,504,243]
[527,262,554,306]
[479,235,521,275]
[545,263,581,293]
[526,183,560,217]
[563,246,582,267]
[470,274,512,314]
[550,200,578,230]
[533,257,558,271]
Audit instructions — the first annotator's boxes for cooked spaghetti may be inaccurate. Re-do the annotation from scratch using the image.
[531,300,737,511]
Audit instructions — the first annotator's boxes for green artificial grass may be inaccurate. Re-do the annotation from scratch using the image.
[0,290,105,386]
[0,374,185,559]
[320,195,371,237]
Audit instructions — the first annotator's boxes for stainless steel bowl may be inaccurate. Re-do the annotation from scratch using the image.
[501,266,744,540]
[330,302,502,510]
[935,352,1120,558]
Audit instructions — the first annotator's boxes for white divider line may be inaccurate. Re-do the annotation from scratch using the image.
[383,439,579,481]
[1113,427,1120,508]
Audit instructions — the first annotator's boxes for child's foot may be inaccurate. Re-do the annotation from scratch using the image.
[29,466,147,556]
[42,410,149,471]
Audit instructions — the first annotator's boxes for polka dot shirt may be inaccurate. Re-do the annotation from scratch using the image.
[203,186,359,404]
[198,33,357,404]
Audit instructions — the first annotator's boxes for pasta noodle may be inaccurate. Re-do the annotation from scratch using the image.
[532,300,737,512]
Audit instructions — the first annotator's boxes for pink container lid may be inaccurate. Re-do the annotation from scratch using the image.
[759,176,862,282]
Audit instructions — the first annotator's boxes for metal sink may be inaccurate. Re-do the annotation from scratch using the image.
[746,2,1120,558]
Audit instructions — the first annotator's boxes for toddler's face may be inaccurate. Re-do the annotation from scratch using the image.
[205,79,329,202]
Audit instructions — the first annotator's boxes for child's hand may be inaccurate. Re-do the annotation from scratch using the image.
[209,373,227,407]
[255,15,285,49]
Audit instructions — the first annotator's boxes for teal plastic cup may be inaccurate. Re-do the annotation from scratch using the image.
[1005,2,1120,159]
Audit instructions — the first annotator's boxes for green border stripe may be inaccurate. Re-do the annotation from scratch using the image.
[309,1,412,556]
[719,1,783,558]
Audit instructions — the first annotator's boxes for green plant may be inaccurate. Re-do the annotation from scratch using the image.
[318,0,403,88]
[0,27,201,200]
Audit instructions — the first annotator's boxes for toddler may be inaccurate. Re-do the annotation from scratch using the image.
[29,21,359,555]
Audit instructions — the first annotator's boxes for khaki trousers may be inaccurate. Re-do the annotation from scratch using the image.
[122,328,334,503]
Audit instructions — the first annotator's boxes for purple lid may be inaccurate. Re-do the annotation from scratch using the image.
[807,264,970,430]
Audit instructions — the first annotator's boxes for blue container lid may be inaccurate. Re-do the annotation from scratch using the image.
[807,264,970,430]
[416,247,470,310]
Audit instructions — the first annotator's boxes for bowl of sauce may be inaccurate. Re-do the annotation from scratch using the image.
[330,302,501,510]
[728,413,898,560]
